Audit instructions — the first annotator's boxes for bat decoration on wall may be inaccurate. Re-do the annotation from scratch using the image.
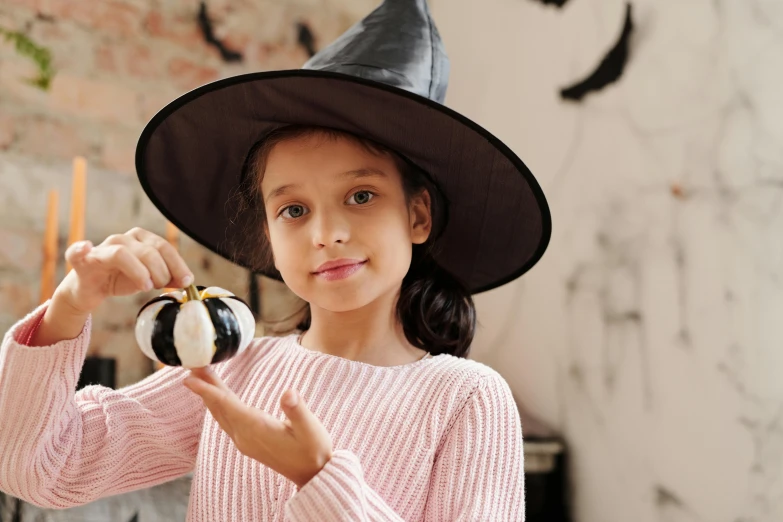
[197,2,243,63]
[560,2,633,101]
[530,0,571,7]
[297,22,317,57]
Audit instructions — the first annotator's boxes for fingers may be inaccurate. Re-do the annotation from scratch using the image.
[184,370,311,467]
[122,229,177,289]
[189,367,231,393]
[135,245,171,289]
[280,390,307,431]
[60,227,195,307]
[96,227,194,291]
[186,368,276,432]
[186,368,240,416]
[184,372,229,418]
[282,389,299,409]
[64,240,93,269]
[185,368,249,435]
[129,228,194,288]
[81,241,154,292]
[188,383,234,438]
[281,390,314,431]
[280,390,332,455]
[155,240,193,287]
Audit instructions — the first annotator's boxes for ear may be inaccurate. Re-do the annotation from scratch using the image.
[409,189,432,245]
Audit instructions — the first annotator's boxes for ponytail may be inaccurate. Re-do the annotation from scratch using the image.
[397,245,476,358]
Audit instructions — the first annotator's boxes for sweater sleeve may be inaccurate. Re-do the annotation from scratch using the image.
[423,372,526,521]
[284,448,405,522]
[0,301,206,509]
[284,372,526,522]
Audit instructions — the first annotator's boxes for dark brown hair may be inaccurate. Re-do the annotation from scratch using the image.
[232,125,475,358]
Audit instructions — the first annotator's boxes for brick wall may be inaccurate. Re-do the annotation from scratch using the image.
[0,0,377,387]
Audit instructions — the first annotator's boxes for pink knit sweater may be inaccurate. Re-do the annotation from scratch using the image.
[0,302,526,521]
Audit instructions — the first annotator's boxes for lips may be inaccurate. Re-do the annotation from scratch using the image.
[313,258,367,282]
[314,258,366,274]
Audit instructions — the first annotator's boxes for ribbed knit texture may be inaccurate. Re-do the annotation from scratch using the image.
[0,301,525,521]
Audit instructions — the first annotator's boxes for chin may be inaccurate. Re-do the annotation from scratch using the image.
[308,282,379,313]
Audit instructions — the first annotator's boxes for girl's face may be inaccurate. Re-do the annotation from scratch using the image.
[260,134,432,313]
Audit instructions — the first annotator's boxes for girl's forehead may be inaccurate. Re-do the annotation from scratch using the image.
[261,135,400,187]
[268,133,375,163]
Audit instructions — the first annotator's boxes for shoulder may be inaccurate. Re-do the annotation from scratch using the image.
[425,354,517,423]
[429,357,521,451]
[428,353,514,395]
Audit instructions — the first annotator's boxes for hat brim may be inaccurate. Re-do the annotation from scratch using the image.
[135,69,551,294]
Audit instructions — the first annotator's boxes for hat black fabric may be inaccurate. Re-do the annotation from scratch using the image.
[135,0,551,293]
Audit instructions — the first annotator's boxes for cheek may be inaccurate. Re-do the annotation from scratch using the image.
[268,231,314,301]
[362,214,413,273]
[266,225,300,271]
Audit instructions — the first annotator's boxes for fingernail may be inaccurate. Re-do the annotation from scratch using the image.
[182,275,193,287]
[285,390,298,408]
[144,279,154,291]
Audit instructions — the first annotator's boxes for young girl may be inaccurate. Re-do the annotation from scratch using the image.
[0,0,550,520]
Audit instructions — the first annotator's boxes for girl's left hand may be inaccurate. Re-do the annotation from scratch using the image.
[183,367,333,488]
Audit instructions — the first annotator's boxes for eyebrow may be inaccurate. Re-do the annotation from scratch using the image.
[264,168,388,204]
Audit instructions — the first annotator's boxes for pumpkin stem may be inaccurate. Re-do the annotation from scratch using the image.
[184,283,202,302]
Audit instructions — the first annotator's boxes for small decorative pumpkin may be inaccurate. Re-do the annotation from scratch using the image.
[135,284,256,369]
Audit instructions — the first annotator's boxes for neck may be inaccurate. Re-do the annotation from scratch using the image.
[302,290,426,366]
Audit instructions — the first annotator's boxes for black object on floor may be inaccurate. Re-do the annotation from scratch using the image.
[516,395,572,522]
[525,437,570,522]
[76,356,116,390]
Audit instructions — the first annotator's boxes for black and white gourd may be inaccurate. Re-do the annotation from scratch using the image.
[135,284,256,369]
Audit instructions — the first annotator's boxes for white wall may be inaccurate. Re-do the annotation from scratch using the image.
[433,0,783,520]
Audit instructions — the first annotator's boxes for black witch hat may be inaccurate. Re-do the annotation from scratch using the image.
[135,0,551,293]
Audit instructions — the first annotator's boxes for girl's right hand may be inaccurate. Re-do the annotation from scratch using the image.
[54,227,195,315]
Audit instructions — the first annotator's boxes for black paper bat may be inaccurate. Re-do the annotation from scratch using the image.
[297,22,317,58]
[197,2,244,63]
[531,0,571,7]
[560,2,633,101]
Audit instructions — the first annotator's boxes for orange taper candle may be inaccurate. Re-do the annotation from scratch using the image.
[65,156,87,273]
[39,189,59,304]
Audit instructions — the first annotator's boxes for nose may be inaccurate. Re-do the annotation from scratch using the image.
[311,208,350,248]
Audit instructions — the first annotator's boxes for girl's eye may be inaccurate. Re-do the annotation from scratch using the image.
[280,205,308,219]
[348,190,375,205]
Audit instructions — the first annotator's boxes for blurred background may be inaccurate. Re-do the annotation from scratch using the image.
[1,0,781,521]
